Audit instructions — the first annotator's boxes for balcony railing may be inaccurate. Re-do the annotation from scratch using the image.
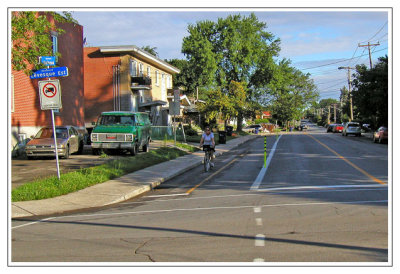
[131,76,152,86]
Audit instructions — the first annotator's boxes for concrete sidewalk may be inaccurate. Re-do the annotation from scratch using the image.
[11,135,258,218]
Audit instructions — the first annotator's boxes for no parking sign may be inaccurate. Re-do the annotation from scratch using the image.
[38,80,62,110]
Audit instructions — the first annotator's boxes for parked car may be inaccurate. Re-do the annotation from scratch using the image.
[91,111,152,155]
[300,123,308,130]
[342,122,362,137]
[373,126,388,143]
[326,124,336,132]
[242,124,261,133]
[25,126,84,159]
[333,124,344,133]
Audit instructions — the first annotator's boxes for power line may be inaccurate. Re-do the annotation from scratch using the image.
[365,21,388,42]
[300,47,387,71]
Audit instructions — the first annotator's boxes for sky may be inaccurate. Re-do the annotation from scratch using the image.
[71,8,389,101]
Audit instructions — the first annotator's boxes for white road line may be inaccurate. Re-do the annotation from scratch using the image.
[11,200,388,229]
[256,184,387,192]
[253,258,265,262]
[121,187,386,205]
[146,193,189,198]
[255,218,263,226]
[11,217,56,230]
[250,135,282,190]
[255,234,265,246]
[254,207,261,213]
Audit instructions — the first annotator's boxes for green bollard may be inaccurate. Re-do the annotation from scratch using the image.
[264,136,267,168]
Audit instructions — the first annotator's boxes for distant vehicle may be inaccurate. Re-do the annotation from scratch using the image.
[326,124,336,132]
[25,126,84,159]
[300,123,308,130]
[243,124,261,133]
[91,111,151,155]
[333,124,344,133]
[373,126,388,143]
[342,122,362,137]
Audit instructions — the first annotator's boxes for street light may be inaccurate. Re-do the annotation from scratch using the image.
[338,66,354,121]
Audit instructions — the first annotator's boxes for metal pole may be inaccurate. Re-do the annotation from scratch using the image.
[51,109,61,180]
[348,68,354,121]
[47,61,60,180]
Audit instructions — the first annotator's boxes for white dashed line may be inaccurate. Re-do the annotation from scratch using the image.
[255,234,265,246]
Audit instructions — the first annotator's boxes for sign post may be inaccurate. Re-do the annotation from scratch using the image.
[38,79,62,180]
[35,55,66,180]
[173,90,180,146]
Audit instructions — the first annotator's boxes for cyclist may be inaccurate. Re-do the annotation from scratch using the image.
[199,126,215,167]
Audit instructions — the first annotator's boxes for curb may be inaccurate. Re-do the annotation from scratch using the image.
[11,135,259,218]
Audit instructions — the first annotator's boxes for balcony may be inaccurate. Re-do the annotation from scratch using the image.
[131,76,151,86]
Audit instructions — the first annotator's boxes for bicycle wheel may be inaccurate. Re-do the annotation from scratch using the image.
[204,152,210,172]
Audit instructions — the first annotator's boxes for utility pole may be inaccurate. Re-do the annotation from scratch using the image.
[338,66,355,121]
[358,42,380,69]
[333,103,337,123]
[328,106,331,124]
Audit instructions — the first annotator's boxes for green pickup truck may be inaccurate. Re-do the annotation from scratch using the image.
[91,111,151,155]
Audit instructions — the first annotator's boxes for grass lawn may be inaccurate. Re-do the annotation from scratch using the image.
[12,147,187,202]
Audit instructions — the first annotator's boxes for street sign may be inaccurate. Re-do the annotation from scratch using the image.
[169,89,181,116]
[40,56,56,66]
[30,66,69,79]
[169,101,180,116]
[38,80,62,110]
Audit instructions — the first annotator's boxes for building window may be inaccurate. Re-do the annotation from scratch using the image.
[51,31,58,63]
[130,60,137,77]
[139,63,144,77]
[147,66,151,78]
[155,70,159,86]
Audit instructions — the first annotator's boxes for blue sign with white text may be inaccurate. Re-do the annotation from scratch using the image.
[40,56,56,66]
[30,67,69,79]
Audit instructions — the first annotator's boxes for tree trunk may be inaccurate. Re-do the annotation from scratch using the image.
[237,112,243,132]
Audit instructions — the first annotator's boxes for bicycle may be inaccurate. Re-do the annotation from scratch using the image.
[202,145,214,172]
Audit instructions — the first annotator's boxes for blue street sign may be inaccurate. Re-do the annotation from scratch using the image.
[40,56,56,66]
[30,67,69,79]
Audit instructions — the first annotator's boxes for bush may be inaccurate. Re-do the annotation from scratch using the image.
[184,125,198,136]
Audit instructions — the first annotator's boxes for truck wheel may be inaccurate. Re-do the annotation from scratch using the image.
[130,144,138,156]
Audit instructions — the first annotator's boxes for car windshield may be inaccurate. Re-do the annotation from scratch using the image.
[348,123,360,127]
[35,128,68,139]
[98,115,135,126]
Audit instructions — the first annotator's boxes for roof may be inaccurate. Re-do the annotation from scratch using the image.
[100,45,180,74]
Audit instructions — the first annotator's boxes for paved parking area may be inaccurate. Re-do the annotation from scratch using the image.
[10,140,172,190]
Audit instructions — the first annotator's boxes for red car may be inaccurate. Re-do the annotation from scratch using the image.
[373,127,388,143]
[333,124,344,133]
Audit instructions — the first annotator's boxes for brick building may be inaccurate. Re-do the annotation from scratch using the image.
[83,45,180,130]
[11,14,84,147]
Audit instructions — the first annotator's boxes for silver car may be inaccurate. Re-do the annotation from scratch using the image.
[342,122,362,137]
[25,126,84,159]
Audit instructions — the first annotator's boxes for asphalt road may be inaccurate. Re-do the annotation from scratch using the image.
[11,124,389,264]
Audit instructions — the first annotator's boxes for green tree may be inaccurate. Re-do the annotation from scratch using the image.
[199,81,247,128]
[11,11,77,75]
[352,56,388,128]
[181,13,280,130]
[165,58,199,96]
[267,59,319,126]
[141,45,158,57]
